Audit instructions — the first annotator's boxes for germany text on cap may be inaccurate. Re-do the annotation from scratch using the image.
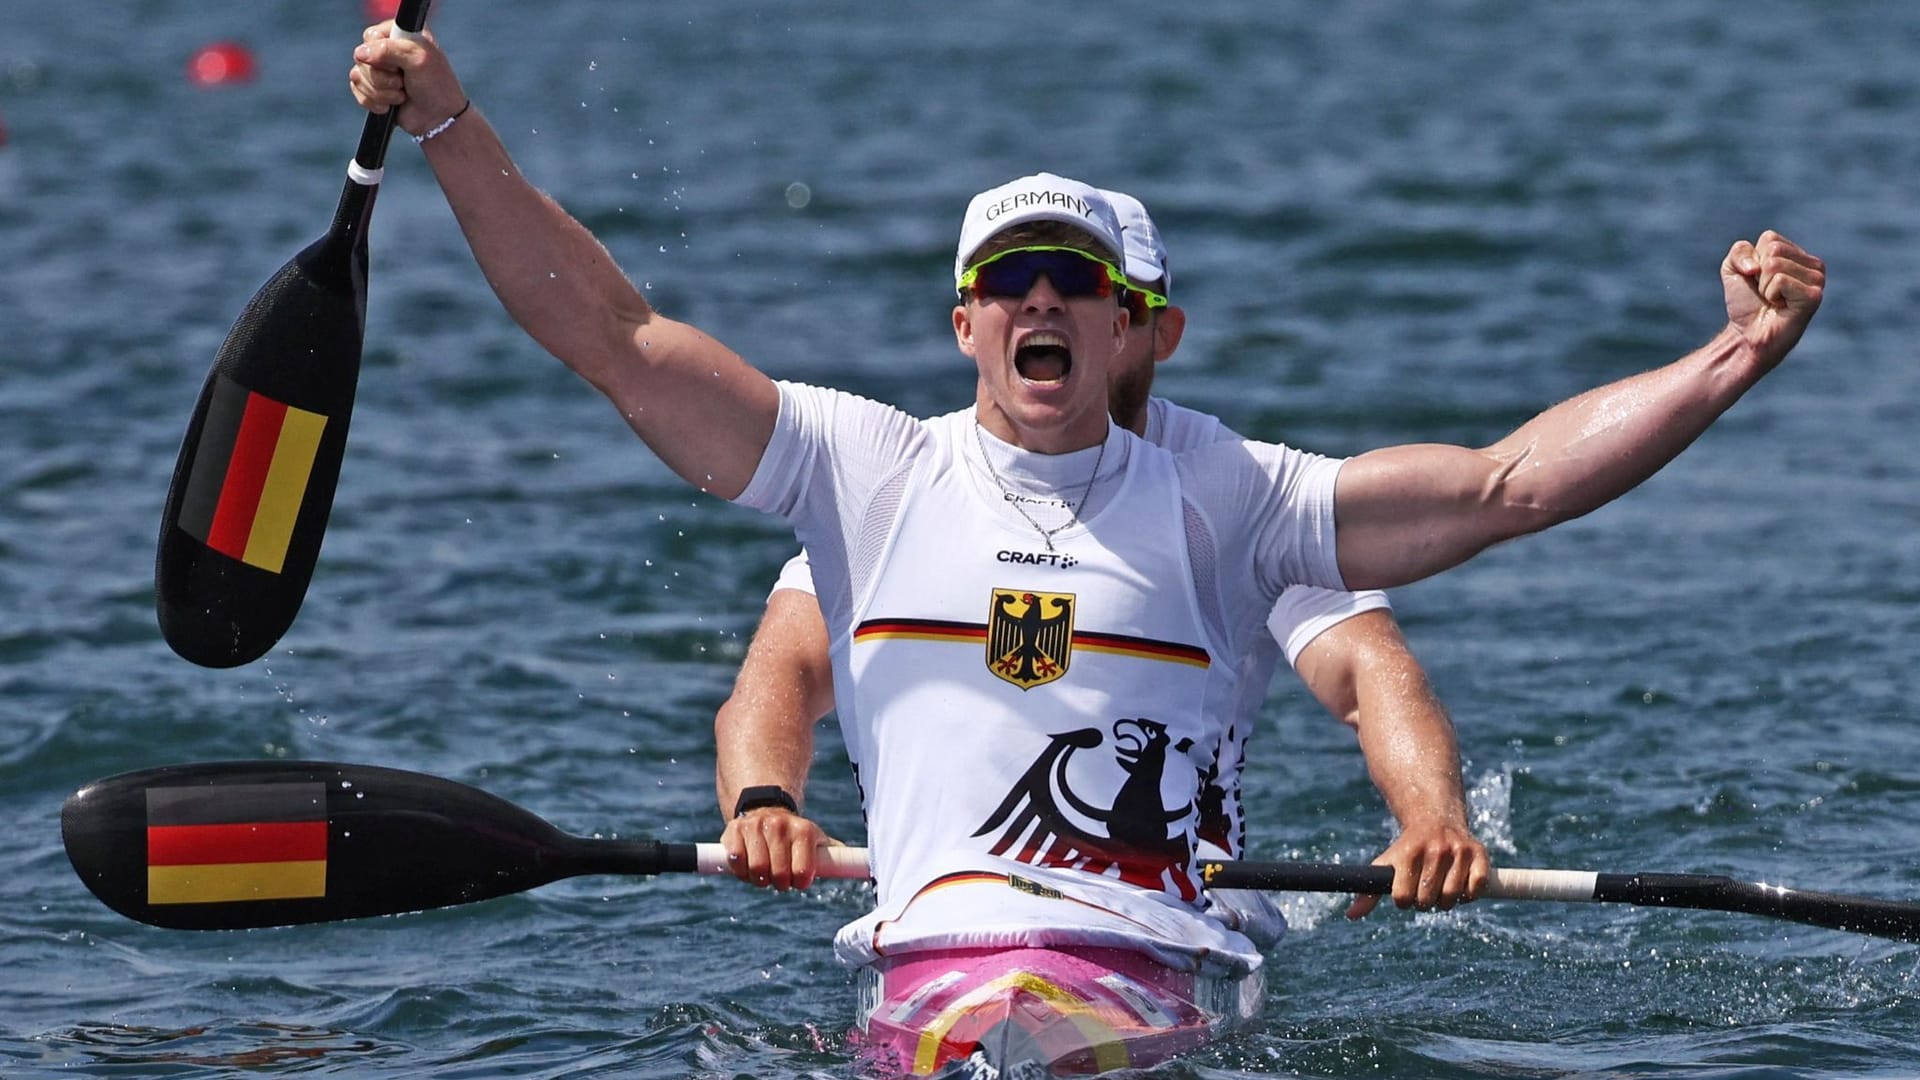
[953,173,1126,287]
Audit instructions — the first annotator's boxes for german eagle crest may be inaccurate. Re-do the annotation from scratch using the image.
[987,588,1074,689]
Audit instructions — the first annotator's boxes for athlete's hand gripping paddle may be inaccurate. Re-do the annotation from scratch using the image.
[155,0,431,668]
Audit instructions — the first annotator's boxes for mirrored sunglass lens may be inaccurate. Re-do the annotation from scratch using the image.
[1120,287,1167,321]
[976,252,1108,298]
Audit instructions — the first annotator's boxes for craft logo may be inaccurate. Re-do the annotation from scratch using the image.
[995,549,1078,569]
[987,588,1075,689]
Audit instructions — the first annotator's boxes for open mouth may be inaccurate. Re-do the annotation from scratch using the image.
[1015,331,1072,384]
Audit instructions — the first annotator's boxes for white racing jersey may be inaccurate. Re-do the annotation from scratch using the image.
[736,384,1346,975]
[766,397,1389,863]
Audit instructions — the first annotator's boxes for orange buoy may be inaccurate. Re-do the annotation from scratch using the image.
[186,42,258,87]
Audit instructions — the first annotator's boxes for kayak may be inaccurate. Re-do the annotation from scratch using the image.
[853,945,1263,1076]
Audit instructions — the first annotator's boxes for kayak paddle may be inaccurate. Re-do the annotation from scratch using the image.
[155,0,431,669]
[63,760,1920,942]
[61,759,869,931]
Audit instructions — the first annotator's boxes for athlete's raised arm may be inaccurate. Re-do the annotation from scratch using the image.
[1334,232,1824,590]
[349,23,777,499]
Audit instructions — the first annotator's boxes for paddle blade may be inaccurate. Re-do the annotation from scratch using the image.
[60,760,657,930]
[156,224,366,668]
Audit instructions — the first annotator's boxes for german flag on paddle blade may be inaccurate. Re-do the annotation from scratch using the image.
[175,374,329,574]
[146,782,328,905]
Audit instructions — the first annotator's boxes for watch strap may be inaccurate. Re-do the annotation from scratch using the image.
[732,784,798,818]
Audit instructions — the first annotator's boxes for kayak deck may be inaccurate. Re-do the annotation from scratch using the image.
[853,946,1262,1076]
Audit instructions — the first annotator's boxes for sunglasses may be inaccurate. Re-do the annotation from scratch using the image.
[1119,285,1169,323]
[958,246,1125,303]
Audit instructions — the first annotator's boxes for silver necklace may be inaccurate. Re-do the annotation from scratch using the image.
[973,422,1108,552]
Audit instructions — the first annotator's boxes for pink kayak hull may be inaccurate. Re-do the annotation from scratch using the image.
[852,946,1262,1076]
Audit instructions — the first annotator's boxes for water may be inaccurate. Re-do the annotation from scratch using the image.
[4,1,1920,1075]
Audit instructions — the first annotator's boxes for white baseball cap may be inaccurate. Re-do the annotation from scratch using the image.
[1098,188,1171,296]
[953,173,1126,288]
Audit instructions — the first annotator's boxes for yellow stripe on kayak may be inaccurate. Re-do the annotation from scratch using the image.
[913,971,1125,1075]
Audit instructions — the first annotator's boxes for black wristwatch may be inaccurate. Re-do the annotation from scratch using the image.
[732,785,799,818]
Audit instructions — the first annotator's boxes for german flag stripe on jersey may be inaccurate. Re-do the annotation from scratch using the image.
[1069,629,1209,667]
[145,782,328,905]
[853,618,989,644]
[854,619,1208,668]
[176,375,328,574]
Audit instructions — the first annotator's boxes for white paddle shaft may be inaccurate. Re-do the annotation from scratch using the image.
[687,846,1604,902]
[692,842,872,879]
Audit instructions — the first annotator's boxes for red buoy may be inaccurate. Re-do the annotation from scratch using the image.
[186,42,258,87]
[363,0,402,20]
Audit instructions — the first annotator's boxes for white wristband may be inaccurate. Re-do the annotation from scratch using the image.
[413,99,470,145]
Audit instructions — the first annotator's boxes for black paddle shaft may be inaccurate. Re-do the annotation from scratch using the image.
[1594,872,1920,942]
[155,0,431,669]
[1206,861,1920,943]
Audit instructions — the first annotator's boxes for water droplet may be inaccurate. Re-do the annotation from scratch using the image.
[785,182,811,209]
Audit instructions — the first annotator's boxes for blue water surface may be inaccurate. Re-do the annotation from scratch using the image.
[3,2,1919,1076]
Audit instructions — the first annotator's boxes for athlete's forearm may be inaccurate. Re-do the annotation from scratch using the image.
[1475,324,1759,528]
[715,699,815,824]
[1356,696,1471,837]
[419,109,657,382]
[1297,611,1470,832]
[714,589,836,820]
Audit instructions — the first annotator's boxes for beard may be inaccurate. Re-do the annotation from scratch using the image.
[1107,362,1153,434]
